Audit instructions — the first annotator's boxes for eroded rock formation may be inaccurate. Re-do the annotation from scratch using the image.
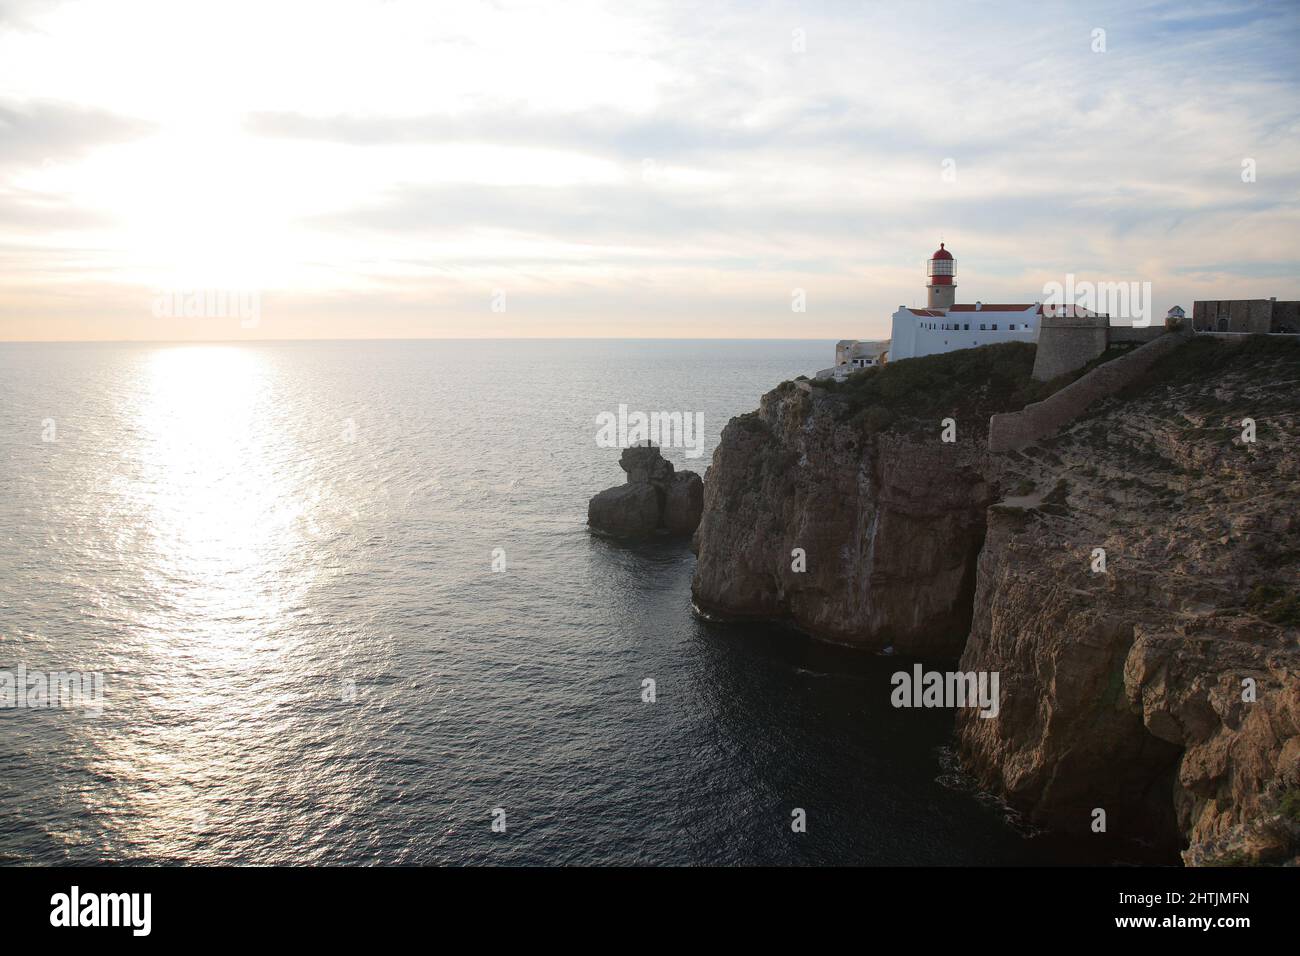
[588,444,703,538]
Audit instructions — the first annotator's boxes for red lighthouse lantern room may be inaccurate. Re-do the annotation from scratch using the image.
[925,242,956,309]
[927,242,954,284]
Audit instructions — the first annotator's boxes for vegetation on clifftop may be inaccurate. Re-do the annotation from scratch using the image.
[1120,334,1300,406]
[815,342,1053,436]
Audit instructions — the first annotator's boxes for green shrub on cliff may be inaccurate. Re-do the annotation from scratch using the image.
[1038,478,1071,516]
[731,410,772,438]
[849,405,895,434]
[1280,789,1300,823]
[1245,584,1300,627]
[819,342,1049,436]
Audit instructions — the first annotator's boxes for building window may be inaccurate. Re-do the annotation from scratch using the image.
[963,324,969,330]
[979,324,986,331]
[1010,324,1016,330]
[992,324,998,331]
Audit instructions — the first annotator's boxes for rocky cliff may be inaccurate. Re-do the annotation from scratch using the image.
[691,388,988,654]
[957,336,1300,864]
[693,343,1047,655]
[692,337,1300,863]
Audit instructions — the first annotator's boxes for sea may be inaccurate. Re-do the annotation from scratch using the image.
[0,339,1175,865]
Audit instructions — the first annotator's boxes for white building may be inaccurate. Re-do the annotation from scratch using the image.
[817,340,888,381]
[889,243,1042,359]
[821,242,1104,377]
[836,339,889,367]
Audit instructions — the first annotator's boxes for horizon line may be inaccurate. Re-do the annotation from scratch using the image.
[0,335,845,345]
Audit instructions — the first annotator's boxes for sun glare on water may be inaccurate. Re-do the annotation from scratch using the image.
[132,347,301,613]
[82,346,355,857]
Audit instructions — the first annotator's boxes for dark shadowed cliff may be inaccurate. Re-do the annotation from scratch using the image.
[692,337,1300,864]
[692,343,1046,655]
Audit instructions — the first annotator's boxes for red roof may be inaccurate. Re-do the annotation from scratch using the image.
[930,242,952,260]
[947,303,1036,312]
[905,303,1109,318]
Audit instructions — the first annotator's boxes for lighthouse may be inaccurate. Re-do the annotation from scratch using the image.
[926,242,956,309]
[818,238,1118,380]
[887,240,1045,362]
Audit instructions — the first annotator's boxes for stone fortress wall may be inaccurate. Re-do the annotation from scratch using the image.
[996,297,1297,453]
[1029,313,1165,382]
[990,331,1187,453]
[1194,299,1300,334]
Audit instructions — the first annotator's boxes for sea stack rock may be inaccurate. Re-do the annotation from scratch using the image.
[588,444,703,538]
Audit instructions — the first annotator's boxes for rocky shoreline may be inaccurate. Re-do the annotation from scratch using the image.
[690,337,1300,865]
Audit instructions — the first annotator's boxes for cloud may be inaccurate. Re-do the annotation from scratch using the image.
[313,180,879,245]
[0,99,156,168]
[0,0,63,31]
[0,187,115,230]
[244,97,913,160]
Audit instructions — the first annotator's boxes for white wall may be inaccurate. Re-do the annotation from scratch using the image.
[890,307,1038,360]
[889,308,916,360]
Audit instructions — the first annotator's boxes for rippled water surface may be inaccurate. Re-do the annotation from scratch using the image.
[0,340,1169,865]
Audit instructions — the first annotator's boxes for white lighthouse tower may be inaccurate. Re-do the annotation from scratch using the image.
[926,242,956,309]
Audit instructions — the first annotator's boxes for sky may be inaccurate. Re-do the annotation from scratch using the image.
[1,0,1297,341]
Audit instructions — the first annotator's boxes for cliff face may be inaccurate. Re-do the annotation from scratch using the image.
[691,381,991,655]
[693,337,1300,863]
[957,337,1300,864]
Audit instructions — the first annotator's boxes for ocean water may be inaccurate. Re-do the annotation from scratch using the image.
[0,339,1170,865]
